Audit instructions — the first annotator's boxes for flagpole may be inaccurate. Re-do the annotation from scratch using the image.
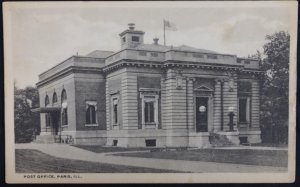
[163,20,166,46]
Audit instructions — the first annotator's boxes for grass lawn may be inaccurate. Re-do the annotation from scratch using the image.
[72,145,154,153]
[250,143,288,148]
[114,149,288,167]
[15,149,182,173]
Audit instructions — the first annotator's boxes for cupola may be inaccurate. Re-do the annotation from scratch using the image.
[119,23,145,49]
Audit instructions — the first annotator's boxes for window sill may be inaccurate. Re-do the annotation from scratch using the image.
[238,122,249,124]
[62,125,68,128]
[145,123,156,126]
[85,124,98,127]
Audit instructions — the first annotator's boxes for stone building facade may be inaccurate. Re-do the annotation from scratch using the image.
[34,24,263,147]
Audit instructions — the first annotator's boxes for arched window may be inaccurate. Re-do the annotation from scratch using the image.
[61,89,68,126]
[45,95,50,106]
[45,95,51,127]
[61,89,67,103]
[52,92,58,103]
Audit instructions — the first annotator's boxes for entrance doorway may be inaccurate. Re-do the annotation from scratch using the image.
[51,112,60,135]
[196,97,208,132]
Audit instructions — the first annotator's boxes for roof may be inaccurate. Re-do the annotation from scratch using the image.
[119,29,145,36]
[85,50,114,58]
[128,44,218,54]
[134,44,170,52]
[173,45,218,54]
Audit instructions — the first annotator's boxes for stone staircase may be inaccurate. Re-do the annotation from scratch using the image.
[34,134,56,144]
[34,134,74,144]
[209,132,236,147]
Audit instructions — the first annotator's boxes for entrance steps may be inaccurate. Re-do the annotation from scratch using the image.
[33,134,74,144]
[209,132,235,147]
[34,134,55,144]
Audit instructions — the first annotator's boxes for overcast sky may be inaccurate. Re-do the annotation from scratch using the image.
[7,2,292,88]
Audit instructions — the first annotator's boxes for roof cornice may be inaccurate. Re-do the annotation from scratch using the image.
[103,59,249,73]
[36,66,103,88]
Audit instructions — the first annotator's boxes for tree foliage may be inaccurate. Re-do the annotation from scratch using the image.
[260,31,290,144]
[14,83,40,143]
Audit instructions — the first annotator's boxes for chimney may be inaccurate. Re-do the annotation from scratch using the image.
[153,37,159,45]
[128,23,135,30]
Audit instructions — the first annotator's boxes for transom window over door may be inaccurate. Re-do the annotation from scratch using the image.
[85,101,97,126]
[238,97,250,123]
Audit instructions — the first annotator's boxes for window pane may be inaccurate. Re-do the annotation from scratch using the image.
[149,102,154,122]
[91,106,96,124]
[46,114,50,127]
[132,36,139,42]
[86,107,90,124]
[63,108,68,125]
[145,103,149,122]
[65,109,68,124]
[114,104,118,124]
[145,102,154,123]
[239,99,247,122]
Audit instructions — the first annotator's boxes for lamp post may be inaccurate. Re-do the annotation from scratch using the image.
[228,106,235,132]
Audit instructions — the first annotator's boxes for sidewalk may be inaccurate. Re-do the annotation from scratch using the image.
[15,143,287,173]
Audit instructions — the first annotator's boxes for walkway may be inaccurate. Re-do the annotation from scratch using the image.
[15,143,287,173]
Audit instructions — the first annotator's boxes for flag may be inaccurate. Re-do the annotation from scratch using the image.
[164,20,177,31]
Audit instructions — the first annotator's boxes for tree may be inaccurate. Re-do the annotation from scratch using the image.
[14,83,40,143]
[260,31,290,144]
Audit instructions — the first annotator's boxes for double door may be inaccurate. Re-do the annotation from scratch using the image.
[196,97,209,132]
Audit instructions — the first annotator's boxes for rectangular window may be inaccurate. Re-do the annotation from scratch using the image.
[150,52,158,57]
[86,105,96,124]
[144,101,155,123]
[207,54,218,59]
[192,53,204,58]
[139,51,147,56]
[132,36,139,42]
[239,98,247,123]
[122,37,126,43]
[113,99,118,124]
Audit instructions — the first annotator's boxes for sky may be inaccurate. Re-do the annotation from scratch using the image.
[6,2,292,88]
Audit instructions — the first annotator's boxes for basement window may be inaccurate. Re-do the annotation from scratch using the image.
[113,140,118,146]
[145,139,156,147]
